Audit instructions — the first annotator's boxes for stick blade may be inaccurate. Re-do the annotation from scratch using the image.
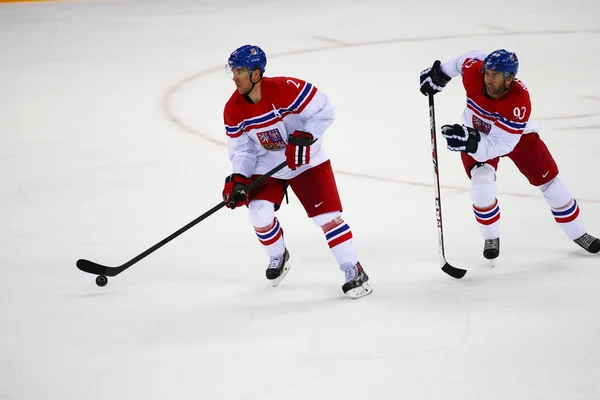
[76,259,114,276]
[442,262,467,279]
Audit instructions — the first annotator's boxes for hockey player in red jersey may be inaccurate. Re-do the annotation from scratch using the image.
[221,44,371,299]
[420,49,599,260]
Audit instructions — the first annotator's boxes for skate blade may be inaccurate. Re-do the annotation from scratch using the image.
[481,257,497,268]
[270,263,291,287]
[345,283,373,299]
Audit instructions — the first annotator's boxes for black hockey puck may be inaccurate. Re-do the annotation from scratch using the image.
[95,275,108,287]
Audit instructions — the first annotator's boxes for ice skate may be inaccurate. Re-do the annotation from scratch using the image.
[265,249,291,287]
[342,262,372,299]
[573,233,600,254]
[483,238,500,267]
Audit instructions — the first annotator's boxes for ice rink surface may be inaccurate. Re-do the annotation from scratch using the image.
[1,0,600,398]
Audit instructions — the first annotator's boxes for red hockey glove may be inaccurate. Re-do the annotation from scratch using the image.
[222,173,251,209]
[285,131,315,171]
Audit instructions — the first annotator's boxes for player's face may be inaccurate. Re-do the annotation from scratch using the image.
[231,67,252,93]
[484,69,512,98]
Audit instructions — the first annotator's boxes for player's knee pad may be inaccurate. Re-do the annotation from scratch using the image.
[470,163,497,207]
[539,176,573,209]
[248,199,276,228]
[312,211,341,229]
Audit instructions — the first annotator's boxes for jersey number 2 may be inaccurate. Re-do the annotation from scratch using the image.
[286,80,300,89]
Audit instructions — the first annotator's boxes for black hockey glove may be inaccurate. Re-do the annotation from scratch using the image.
[441,124,480,153]
[419,60,452,96]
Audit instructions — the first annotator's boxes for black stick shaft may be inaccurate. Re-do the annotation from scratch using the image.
[428,94,467,279]
[428,94,447,264]
[120,161,287,269]
[78,161,288,275]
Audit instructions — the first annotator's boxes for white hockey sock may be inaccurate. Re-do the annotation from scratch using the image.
[551,200,586,240]
[470,163,500,240]
[254,218,286,258]
[539,177,586,240]
[473,199,501,240]
[322,218,357,271]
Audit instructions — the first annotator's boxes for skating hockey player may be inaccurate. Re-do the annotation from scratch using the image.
[222,44,372,299]
[419,48,600,262]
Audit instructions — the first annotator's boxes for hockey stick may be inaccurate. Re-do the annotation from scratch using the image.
[76,161,288,281]
[429,94,467,279]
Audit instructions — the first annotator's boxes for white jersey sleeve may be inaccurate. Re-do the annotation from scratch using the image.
[468,126,522,162]
[227,132,257,178]
[441,49,487,78]
[298,89,335,141]
[290,88,335,158]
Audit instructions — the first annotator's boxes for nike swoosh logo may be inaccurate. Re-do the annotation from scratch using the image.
[315,202,323,208]
[542,171,549,178]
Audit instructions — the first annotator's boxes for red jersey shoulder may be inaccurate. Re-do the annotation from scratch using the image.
[461,59,484,95]
[462,57,482,73]
[263,76,309,105]
[497,79,532,123]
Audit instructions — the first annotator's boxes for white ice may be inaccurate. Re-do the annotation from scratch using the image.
[1,0,600,399]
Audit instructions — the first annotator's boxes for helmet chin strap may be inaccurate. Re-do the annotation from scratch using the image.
[242,70,263,104]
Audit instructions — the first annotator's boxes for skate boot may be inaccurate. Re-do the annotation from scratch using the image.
[265,249,291,287]
[342,262,372,299]
[573,233,600,254]
[483,238,500,266]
